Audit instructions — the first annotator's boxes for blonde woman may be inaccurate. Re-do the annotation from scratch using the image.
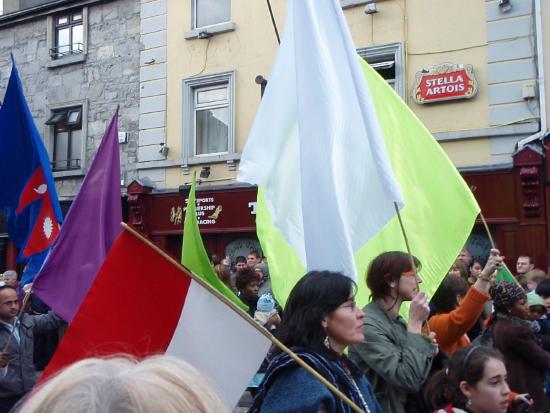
[19,355,227,413]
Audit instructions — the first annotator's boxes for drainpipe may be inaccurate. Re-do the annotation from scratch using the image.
[517,0,547,148]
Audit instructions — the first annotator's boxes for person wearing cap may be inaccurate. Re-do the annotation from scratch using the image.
[254,262,272,297]
[490,282,550,412]
[527,293,550,352]
[528,291,550,411]
[254,293,281,331]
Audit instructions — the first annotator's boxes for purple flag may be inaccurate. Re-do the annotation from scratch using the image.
[33,108,122,322]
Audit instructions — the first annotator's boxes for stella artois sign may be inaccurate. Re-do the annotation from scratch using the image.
[413,63,478,104]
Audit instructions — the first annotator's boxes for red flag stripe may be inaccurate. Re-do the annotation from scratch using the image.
[39,230,191,384]
[16,167,46,214]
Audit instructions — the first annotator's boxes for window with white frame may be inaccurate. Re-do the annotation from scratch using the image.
[46,106,83,171]
[193,0,230,29]
[357,43,404,98]
[182,71,235,166]
[194,86,230,155]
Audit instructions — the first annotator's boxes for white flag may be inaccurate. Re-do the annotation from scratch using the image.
[238,0,403,280]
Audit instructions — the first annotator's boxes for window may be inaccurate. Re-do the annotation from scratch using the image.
[47,8,88,68]
[194,86,229,155]
[193,0,230,29]
[50,11,83,59]
[358,43,404,98]
[182,71,236,168]
[46,106,82,171]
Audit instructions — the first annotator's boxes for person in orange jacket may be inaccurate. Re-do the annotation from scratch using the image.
[426,249,502,356]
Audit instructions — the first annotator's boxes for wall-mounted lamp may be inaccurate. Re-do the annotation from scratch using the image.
[200,166,211,179]
[255,75,268,98]
[364,1,378,14]
[158,143,169,157]
[498,0,512,13]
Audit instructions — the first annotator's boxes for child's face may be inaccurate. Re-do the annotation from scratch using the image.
[527,280,538,292]
[529,305,546,320]
[542,296,550,314]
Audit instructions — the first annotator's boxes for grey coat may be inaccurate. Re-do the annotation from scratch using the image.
[349,300,435,413]
[0,312,63,398]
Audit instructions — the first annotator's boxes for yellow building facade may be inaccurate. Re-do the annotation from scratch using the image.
[143,0,545,187]
[133,0,550,267]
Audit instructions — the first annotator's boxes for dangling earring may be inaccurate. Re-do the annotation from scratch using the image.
[466,399,472,407]
[324,336,331,350]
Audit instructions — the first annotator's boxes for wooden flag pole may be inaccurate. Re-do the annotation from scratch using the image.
[478,212,516,281]
[479,212,495,249]
[122,223,366,413]
[393,202,431,335]
[393,203,419,280]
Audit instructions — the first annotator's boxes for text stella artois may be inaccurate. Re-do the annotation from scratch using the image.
[413,63,478,104]
[424,74,466,95]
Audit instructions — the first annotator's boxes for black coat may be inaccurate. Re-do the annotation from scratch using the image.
[493,316,550,412]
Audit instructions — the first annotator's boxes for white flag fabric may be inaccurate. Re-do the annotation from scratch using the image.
[166,280,271,408]
[238,0,403,280]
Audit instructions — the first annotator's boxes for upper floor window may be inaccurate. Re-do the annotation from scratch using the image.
[358,43,404,98]
[46,106,82,171]
[51,11,83,59]
[182,71,236,170]
[46,8,88,68]
[194,85,229,155]
[193,0,230,29]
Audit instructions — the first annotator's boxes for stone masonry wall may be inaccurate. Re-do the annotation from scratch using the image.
[0,0,140,200]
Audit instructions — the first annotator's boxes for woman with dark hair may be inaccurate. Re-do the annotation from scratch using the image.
[427,250,501,356]
[236,268,260,317]
[469,257,486,285]
[489,282,550,412]
[424,345,530,413]
[250,271,382,413]
[449,259,470,284]
[348,251,437,413]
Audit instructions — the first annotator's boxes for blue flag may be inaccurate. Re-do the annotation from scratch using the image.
[0,57,63,285]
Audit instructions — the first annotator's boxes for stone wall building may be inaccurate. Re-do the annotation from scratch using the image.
[0,0,141,269]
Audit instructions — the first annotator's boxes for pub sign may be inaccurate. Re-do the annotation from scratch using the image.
[413,63,478,104]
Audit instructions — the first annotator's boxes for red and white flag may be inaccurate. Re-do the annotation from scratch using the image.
[40,227,271,409]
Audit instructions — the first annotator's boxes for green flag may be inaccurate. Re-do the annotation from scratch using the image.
[495,265,518,284]
[253,58,480,308]
[181,173,248,311]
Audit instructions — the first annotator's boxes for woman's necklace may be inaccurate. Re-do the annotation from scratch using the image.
[343,363,371,413]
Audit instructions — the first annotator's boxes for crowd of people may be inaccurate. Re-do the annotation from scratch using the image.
[3,248,550,412]
[243,248,550,413]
